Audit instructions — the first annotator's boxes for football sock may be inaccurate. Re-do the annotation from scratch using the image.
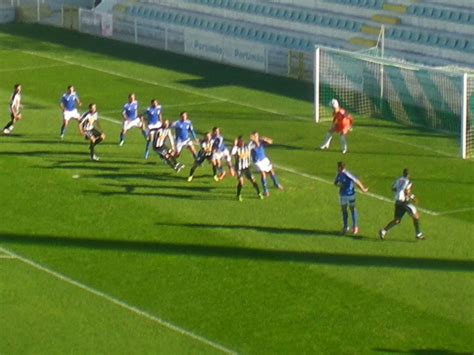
[384,220,398,231]
[212,165,217,176]
[89,143,95,157]
[3,120,13,130]
[237,182,242,197]
[189,165,197,177]
[414,219,421,234]
[252,181,261,194]
[141,130,147,139]
[119,132,124,142]
[270,174,280,188]
[350,207,357,228]
[340,135,347,151]
[144,141,150,155]
[322,133,332,147]
[261,176,268,193]
[341,206,348,228]
[60,124,66,136]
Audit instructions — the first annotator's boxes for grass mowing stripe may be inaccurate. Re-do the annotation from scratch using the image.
[0,63,72,72]
[0,246,237,355]
[437,207,474,215]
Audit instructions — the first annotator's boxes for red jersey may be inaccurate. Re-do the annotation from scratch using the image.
[332,108,353,134]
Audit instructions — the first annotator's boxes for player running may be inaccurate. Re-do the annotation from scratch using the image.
[249,131,283,197]
[142,99,163,159]
[152,120,184,172]
[231,136,263,202]
[320,99,353,154]
[379,168,425,240]
[119,93,145,146]
[334,161,368,235]
[79,103,105,161]
[211,127,235,181]
[172,111,198,159]
[187,132,215,182]
[3,84,22,135]
[59,85,82,140]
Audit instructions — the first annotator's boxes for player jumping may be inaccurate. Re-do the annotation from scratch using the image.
[231,136,263,201]
[334,161,368,235]
[249,131,283,197]
[3,84,22,135]
[79,103,105,161]
[379,168,425,240]
[320,99,353,154]
[59,85,82,140]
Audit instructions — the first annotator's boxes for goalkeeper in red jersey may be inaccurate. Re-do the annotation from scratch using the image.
[319,99,353,154]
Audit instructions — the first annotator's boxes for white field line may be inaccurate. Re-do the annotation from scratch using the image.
[436,207,474,216]
[99,100,224,115]
[20,49,310,122]
[0,63,71,73]
[0,246,236,354]
[0,254,16,259]
[274,164,440,216]
[20,48,462,157]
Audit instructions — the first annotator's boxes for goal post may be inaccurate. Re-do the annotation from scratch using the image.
[314,46,473,159]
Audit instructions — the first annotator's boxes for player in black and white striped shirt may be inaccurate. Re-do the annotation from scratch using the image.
[3,84,22,135]
[79,103,105,161]
[153,120,185,172]
[231,136,263,201]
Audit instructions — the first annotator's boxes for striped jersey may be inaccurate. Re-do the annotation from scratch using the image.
[153,126,174,149]
[393,176,412,202]
[10,91,21,114]
[200,138,215,157]
[80,111,98,132]
[231,144,252,171]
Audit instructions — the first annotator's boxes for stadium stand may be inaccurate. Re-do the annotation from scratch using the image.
[111,0,473,68]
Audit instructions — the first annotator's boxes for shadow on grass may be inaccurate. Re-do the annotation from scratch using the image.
[0,232,472,272]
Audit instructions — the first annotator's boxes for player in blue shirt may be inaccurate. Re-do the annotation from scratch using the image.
[59,85,82,140]
[142,99,163,159]
[249,131,283,197]
[334,161,368,235]
[211,127,235,181]
[119,93,145,146]
[171,111,198,159]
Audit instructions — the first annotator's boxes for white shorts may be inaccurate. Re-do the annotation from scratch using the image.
[63,109,80,121]
[147,122,162,130]
[123,118,142,131]
[176,138,193,154]
[212,149,231,163]
[254,157,273,173]
[340,195,356,207]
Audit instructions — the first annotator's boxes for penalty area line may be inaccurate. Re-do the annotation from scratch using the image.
[0,246,236,355]
[274,164,440,216]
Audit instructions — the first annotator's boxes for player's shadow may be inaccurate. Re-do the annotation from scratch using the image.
[0,150,86,157]
[101,182,217,193]
[90,172,184,183]
[0,232,472,272]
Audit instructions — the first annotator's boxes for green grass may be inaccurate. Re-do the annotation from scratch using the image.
[0,24,473,354]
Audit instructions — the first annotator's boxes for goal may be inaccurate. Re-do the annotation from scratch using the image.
[314,46,474,159]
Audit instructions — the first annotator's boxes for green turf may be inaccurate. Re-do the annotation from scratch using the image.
[0,24,473,354]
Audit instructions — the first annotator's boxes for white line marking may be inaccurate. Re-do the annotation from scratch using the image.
[20,49,310,121]
[0,246,236,354]
[274,164,440,216]
[0,63,71,73]
[437,207,474,216]
[0,254,16,259]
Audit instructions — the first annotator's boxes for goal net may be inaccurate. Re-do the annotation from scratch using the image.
[314,46,474,159]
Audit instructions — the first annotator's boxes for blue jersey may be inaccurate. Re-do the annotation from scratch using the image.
[334,170,358,197]
[123,101,138,120]
[212,135,227,152]
[145,105,161,125]
[172,120,196,142]
[60,92,79,111]
[250,140,267,163]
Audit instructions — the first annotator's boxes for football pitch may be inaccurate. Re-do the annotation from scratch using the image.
[0,24,473,354]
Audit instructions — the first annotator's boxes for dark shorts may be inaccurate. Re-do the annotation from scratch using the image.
[237,168,253,180]
[154,145,169,159]
[85,128,102,140]
[394,201,416,220]
[195,152,212,166]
